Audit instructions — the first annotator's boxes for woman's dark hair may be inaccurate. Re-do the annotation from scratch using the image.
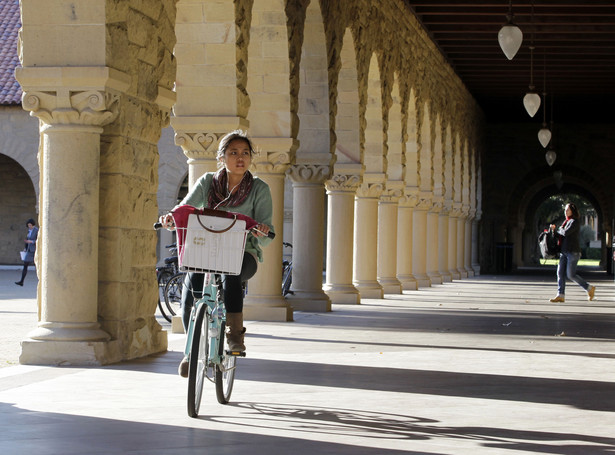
[26,218,36,226]
[566,203,580,219]
[216,130,256,162]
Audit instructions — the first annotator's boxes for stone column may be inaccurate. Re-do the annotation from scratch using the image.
[448,206,461,280]
[243,138,294,321]
[354,181,384,299]
[396,191,417,291]
[286,164,331,311]
[472,210,482,275]
[378,186,403,294]
[324,171,361,304]
[439,202,452,282]
[465,209,475,277]
[457,210,468,278]
[426,198,443,285]
[412,194,432,288]
[17,67,129,364]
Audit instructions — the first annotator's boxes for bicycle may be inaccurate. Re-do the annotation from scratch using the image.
[282,241,293,296]
[156,243,179,322]
[156,205,274,416]
[163,271,184,320]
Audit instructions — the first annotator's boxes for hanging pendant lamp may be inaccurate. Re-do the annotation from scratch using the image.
[538,53,551,147]
[545,148,556,166]
[524,6,540,117]
[498,0,523,60]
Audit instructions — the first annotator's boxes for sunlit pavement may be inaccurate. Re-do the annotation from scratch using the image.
[1,266,614,455]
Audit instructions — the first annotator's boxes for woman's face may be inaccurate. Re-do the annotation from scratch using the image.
[565,205,573,218]
[223,139,252,177]
[27,223,34,229]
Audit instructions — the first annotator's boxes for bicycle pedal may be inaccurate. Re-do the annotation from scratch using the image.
[225,350,246,357]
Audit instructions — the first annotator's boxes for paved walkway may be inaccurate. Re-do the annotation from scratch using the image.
[1,266,614,454]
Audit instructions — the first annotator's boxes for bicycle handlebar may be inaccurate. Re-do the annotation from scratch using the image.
[153,221,275,239]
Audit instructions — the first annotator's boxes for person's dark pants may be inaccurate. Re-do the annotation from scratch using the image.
[17,261,33,284]
[181,253,258,330]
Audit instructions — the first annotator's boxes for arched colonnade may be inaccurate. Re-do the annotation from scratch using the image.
[15,0,483,365]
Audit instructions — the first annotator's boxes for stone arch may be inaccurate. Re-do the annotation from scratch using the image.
[246,0,292,137]
[443,124,453,203]
[0,109,40,209]
[508,165,609,267]
[404,88,418,191]
[295,0,330,162]
[363,53,384,175]
[432,114,443,199]
[334,28,360,164]
[418,101,432,193]
[387,74,403,182]
[0,154,37,264]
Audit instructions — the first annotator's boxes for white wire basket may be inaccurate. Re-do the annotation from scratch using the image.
[177,213,248,275]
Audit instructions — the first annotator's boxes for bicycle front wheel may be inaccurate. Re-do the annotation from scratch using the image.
[215,322,237,404]
[187,304,209,418]
[164,272,184,317]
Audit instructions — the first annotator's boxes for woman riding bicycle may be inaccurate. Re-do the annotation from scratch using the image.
[159,130,274,377]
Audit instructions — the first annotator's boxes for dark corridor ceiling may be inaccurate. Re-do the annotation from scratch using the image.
[406,1,615,122]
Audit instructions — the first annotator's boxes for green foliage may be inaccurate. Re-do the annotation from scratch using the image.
[585,248,601,260]
[535,194,596,232]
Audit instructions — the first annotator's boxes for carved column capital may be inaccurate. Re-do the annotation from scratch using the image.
[325,173,362,193]
[174,131,220,163]
[415,192,433,211]
[356,182,384,199]
[287,164,331,185]
[380,186,404,203]
[22,89,120,129]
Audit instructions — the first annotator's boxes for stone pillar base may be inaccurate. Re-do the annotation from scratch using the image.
[324,285,361,304]
[20,339,122,366]
[413,274,431,288]
[287,291,331,312]
[440,272,453,282]
[458,269,469,278]
[243,296,294,322]
[398,274,418,291]
[354,281,383,299]
[449,269,461,280]
[427,272,443,285]
[378,278,402,295]
[171,316,185,334]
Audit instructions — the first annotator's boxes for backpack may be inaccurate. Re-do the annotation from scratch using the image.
[538,229,560,259]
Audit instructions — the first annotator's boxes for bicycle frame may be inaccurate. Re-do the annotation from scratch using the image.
[183,274,226,375]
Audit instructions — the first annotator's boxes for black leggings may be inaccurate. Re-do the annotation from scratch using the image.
[181,252,258,330]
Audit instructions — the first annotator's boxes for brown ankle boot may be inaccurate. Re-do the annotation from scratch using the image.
[225,312,246,352]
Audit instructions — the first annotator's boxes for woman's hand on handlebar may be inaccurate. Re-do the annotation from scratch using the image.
[159,213,175,230]
[251,223,270,238]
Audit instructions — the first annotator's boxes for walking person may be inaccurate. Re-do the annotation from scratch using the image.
[549,203,596,303]
[159,130,274,377]
[15,218,38,286]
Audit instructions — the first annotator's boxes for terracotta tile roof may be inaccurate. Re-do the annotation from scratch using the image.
[0,0,22,105]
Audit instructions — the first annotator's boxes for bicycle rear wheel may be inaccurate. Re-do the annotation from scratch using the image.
[164,272,184,317]
[187,304,209,418]
[215,322,237,404]
[157,270,173,322]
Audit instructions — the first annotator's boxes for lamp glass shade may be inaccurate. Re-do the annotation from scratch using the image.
[523,92,541,117]
[538,127,552,148]
[498,24,523,60]
[545,150,556,166]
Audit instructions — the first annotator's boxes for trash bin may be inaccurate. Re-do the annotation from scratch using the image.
[495,242,513,273]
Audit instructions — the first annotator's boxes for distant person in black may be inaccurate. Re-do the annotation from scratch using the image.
[15,219,38,286]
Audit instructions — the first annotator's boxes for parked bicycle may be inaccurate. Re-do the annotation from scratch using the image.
[163,271,184,320]
[282,242,293,296]
[156,243,180,322]
[155,205,274,416]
